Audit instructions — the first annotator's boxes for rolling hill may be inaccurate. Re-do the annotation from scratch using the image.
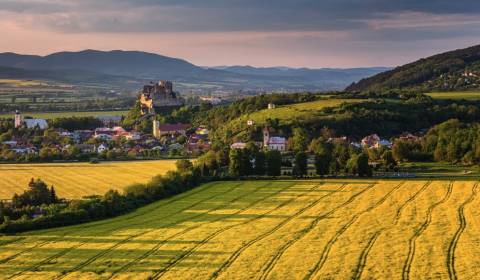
[346,44,480,93]
[0,50,387,92]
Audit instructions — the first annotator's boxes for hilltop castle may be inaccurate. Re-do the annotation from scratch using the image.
[139,80,183,114]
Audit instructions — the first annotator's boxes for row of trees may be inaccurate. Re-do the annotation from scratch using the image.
[0,160,210,233]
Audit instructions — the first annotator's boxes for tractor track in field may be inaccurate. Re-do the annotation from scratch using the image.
[53,182,270,279]
[447,182,479,280]
[351,231,381,280]
[0,237,25,248]
[5,182,242,280]
[303,181,404,280]
[108,181,302,279]
[0,239,52,265]
[402,181,453,280]
[393,181,432,225]
[146,183,324,280]
[257,182,401,280]
[152,183,330,279]
[350,181,432,280]
[210,182,376,280]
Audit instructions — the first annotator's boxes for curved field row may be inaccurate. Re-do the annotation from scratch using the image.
[0,180,479,279]
[0,160,177,199]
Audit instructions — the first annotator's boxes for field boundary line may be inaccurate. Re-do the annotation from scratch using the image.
[210,182,375,280]
[447,182,479,280]
[108,182,299,279]
[303,181,405,280]
[402,181,454,280]
[53,182,266,279]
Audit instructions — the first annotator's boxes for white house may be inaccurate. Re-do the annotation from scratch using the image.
[97,144,109,153]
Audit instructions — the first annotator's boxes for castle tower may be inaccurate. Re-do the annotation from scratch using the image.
[263,127,270,148]
[14,110,23,128]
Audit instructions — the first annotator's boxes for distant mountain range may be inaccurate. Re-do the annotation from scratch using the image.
[346,44,480,92]
[0,50,389,92]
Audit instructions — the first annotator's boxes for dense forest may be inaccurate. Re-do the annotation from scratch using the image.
[346,44,480,93]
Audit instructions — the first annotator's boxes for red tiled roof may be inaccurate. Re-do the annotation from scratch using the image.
[158,123,191,131]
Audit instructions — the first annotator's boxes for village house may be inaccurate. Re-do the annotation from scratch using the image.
[361,134,380,148]
[73,130,94,143]
[230,142,247,149]
[97,144,109,153]
[399,133,421,142]
[362,134,391,148]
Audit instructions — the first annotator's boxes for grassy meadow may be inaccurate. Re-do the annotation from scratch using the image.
[0,160,177,199]
[224,98,364,135]
[426,91,480,100]
[0,179,478,279]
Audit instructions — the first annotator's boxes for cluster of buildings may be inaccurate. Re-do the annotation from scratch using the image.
[4,109,211,159]
[230,127,286,151]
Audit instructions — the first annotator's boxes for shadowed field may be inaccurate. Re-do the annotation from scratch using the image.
[0,180,478,279]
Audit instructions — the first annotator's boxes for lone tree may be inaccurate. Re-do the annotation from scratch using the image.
[357,153,373,177]
[293,152,308,177]
[315,153,332,177]
[266,150,282,177]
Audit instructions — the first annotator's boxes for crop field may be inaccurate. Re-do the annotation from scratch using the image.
[0,179,479,279]
[0,110,129,119]
[0,160,176,199]
[426,91,480,100]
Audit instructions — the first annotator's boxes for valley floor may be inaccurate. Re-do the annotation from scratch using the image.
[0,179,479,279]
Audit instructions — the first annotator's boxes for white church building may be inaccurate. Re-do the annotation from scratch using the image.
[263,127,286,151]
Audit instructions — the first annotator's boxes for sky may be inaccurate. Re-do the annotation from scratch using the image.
[0,0,480,68]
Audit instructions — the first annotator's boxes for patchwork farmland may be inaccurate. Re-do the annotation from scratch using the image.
[0,180,478,279]
[0,160,176,199]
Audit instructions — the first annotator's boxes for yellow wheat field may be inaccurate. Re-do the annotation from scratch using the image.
[0,160,177,199]
[0,180,479,279]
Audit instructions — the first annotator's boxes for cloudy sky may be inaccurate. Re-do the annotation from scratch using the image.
[1,0,480,67]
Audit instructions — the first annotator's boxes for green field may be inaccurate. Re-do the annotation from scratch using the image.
[0,110,129,119]
[0,179,479,279]
[243,98,362,124]
[0,161,177,199]
[426,91,480,100]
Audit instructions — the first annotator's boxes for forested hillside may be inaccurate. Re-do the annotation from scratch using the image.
[346,44,480,93]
